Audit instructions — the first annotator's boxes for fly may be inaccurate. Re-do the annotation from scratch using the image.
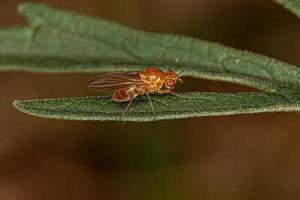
[88,67,183,115]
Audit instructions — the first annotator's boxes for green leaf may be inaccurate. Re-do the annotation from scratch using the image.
[274,0,300,18]
[13,92,300,122]
[3,2,300,121]
[1,2,300,91]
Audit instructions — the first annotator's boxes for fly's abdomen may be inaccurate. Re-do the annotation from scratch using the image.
[113,87,138,102]
[113,89,130,102]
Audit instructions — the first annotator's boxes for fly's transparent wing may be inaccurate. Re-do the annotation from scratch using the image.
[88,72,146,90]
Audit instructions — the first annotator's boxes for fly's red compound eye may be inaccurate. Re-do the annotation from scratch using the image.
[166,79,176,88]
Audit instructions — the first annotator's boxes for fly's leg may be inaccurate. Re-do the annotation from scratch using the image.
[151,99,171,109]
[157,90,181,96]
[146,93,155,116]
[122,98,134,116]
[139,96,171,109]
[118,98,133,125]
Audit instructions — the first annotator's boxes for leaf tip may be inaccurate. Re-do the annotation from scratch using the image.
[13,99,39,119]
[17,2,34,15]
[17,2,50,19]
[13,100,29,115]
[12,100,22,111]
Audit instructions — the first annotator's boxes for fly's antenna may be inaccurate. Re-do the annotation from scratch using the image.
[178,71,183,77]
[177,70,184,83]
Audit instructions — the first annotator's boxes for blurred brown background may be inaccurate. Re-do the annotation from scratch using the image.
[1,0,300,199]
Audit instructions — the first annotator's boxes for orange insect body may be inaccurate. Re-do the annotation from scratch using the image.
[88,67,183,115]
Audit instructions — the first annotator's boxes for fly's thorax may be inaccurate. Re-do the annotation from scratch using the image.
[134,85,146,95]
[139,68,166,93]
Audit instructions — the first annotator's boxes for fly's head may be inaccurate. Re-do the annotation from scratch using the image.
[164,70,183,90]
